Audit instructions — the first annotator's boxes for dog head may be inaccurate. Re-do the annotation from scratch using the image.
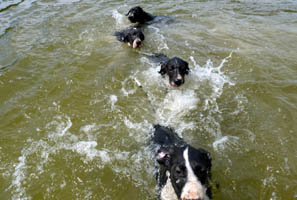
[159,57,189,87]
[125,6,148,23]
[123,28,145,48]
[157,145,211,200]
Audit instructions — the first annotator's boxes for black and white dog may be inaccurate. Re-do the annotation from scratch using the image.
[152,125,212,200]
[114,27,145,48]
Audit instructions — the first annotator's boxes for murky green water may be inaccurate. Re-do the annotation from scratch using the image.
[1,0,297,199]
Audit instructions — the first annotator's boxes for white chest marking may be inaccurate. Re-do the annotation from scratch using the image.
[160,171,178,200]
[181,147,209,200]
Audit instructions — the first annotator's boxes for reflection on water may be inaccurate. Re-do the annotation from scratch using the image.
[0,0,297,199]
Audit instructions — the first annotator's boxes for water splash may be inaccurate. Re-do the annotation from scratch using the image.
[7,110,154,199]
[189,51,234,94]
[112,9,125,26]
[112,7,130,29]
[213,136,240,151]
[149,26,169,51]
[121,75,138,96]
[8,114,73,199]
[189,52,235,140]
[109,94,118,110]
[138,52,236,139]
[155,89,199,133]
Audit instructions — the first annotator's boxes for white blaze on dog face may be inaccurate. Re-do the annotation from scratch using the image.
[177,74,183,80]
[181,147,208,200]
[133,38,141,48]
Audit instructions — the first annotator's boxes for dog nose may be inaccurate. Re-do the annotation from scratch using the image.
[136,40,141,46]
[174,79,182,86]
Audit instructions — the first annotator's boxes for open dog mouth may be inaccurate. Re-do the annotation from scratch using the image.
[170,81,181,87]
[127,15,136,23]
[133,38,142,48]
[170,75,183,87]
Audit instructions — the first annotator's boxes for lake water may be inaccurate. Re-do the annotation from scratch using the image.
[1,0,297,199]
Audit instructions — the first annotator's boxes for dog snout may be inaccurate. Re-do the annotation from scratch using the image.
[174,79,182,86]
[128,15,134,21]
[136,40,141,46]
[177,73,182,80]
[133,38,142,48]
[174,74,183,86]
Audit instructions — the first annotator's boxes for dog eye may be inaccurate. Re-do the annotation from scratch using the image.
[175,165,185,174]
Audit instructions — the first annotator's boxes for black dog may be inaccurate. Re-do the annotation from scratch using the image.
[159,56,190,88]
[153,125,212,200]
[125,6,156,24]
[114,27,145,48]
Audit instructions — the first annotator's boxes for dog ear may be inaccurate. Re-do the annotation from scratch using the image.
[114,31,128,43]
[183,61,190,75]
[122,34,130,43]
[159,62,167,76]
[139,32,145,41]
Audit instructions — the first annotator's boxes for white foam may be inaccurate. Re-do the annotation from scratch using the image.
[71,141,102,161]
[10,155,28,200]
[112,9,124,25]
[232,94,248,115]
[8,117,111,198]
[156,89,199,131]
[213,136,240,151]
[124,117,152,142]
[141,63,162,88]
[112,9,129,29]
[8,109,155,198]
[138,52,238,140]
[150,26,169,51]
[189,51,234,94]
[46,115,72,138]
[121,75,138,96]
[72,28,98,56]
[60,180,66,189]
[80,123,97,134]
[109,94,118,109]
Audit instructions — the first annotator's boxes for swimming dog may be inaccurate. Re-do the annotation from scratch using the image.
[152,125,212,200]
[159,56,190,87]
[114,27,145,48]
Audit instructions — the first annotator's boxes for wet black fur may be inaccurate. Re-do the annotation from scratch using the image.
[159,57,189,87]
[125,6,156,24]
[114,27,145,47]
[152,124,212,199]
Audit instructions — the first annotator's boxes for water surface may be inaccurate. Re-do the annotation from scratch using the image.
[1,0,297,199]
